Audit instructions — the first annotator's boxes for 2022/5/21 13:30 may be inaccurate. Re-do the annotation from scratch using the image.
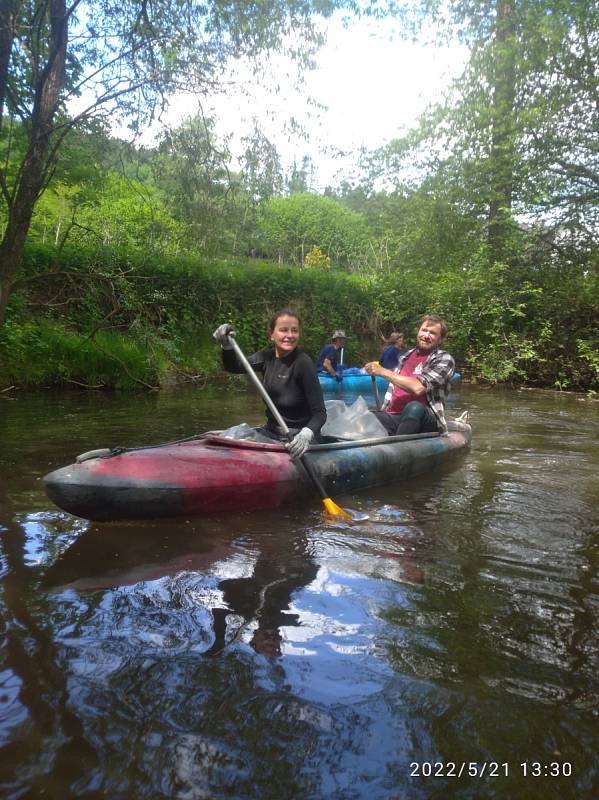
[409,762,573,778]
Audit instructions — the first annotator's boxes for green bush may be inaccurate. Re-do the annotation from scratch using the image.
[0,319,170,389]
[1,241,597,392]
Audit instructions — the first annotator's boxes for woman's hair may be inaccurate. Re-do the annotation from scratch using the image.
[387,331,405,345]
[269,308,301,333]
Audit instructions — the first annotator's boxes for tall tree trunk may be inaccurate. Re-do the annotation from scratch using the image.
[0,215,33,326]
[0,0,68,328]
[0,2,18,125]
[488,0,517,265]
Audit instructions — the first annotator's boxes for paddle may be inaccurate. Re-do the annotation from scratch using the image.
[371,375,381,410]
[228,335,356,522]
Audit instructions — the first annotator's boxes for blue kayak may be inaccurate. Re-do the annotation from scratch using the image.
[318,371,388,394]
[319,369,461,394]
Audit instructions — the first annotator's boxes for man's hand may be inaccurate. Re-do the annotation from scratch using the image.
[286,427,314,459]
[366,360,426,395]
[364,361,382,376]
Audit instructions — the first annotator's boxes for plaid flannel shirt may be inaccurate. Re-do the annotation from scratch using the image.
[381,347,455,434]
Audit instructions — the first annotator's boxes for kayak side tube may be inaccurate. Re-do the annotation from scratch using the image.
[305,425,470,497]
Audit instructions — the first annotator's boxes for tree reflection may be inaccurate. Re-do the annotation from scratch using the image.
[41,515,319,660]
[0,509,99,790]
[204,543,319,658]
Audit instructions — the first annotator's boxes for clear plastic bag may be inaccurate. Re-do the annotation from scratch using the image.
[322,399,346,424]
[219,422,257,440]
[322,396,388,440]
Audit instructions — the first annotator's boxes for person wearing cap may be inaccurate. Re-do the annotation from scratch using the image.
[379,331,406,371]
[316,330,347,382]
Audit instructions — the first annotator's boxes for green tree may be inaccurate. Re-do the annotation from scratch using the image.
[153,118,286,256]
[0,0,358,327]
[240,125,284,205]
[287,156,314,194]
[236,125,284,255]
[75,173,185,254]
[258,192,370,268]
[371,0,599,268]
[336,179,481,273]
[486,0,517,264]
[516,1,599,248]
[151,115,236,255]
[26,120,113,246]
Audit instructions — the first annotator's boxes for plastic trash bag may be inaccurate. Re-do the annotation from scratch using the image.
[219,422,257,440]
[322,400,346,424]
[218,423,281,444]
[322,396,388,440]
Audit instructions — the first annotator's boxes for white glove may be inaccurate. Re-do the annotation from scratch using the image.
[286,427,314,459]
[212,323,235,349]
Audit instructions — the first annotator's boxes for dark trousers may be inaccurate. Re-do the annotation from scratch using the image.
[373,401,438,436]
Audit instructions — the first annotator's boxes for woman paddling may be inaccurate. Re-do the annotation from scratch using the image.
[213,309,326,459]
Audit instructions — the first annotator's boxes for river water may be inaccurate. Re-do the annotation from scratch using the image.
[0,383,597,799]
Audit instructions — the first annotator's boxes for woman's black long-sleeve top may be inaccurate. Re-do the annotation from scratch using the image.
[222,347,326,436]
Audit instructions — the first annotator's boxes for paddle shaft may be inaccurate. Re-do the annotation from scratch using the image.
[371,375,381,410]
[228,336,331,503]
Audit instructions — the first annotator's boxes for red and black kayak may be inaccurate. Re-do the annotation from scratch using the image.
[43,420,472,521]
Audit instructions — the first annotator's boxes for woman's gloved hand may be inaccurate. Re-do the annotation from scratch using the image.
[286,427,314,459]
[212,323,235,349]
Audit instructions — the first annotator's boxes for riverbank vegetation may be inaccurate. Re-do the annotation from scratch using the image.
[1,2,597,394]
[1,236,597,393]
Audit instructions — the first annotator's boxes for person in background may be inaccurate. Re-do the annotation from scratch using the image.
[212,309,326,459]
[364,314,454,435]
[316,329,347,382]
[379,331,406,371]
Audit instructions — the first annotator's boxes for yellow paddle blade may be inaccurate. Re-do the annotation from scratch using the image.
[323,497,355,521]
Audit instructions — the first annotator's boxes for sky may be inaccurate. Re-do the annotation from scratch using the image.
[158,14,468,190]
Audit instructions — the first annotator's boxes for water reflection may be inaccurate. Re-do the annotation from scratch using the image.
[39,503,427,663]
[204,535,319,658]
[40,520,239,592]
[0,506,436,797]
[41,518,321,660]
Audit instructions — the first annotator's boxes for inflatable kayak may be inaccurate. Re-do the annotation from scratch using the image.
[43,419,471,521]
[319,371,388,394]
[319,369,461,394]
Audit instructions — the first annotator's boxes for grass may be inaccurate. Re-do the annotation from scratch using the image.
[0,320,172,390]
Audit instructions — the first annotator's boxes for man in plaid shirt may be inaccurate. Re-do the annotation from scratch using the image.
[364,315,455,436]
